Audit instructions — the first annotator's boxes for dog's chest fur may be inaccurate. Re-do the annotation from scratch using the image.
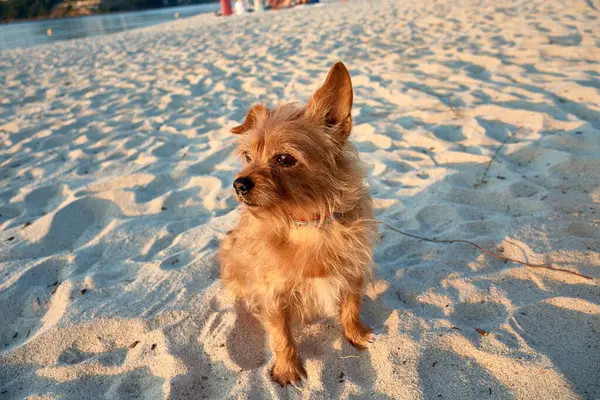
[283,225,359,320]
[297,276,345,320]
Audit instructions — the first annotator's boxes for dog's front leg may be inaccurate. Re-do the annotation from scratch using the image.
[340,289,374,349]
[264,308,306,386]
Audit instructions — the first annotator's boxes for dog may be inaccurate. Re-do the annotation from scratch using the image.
[219,62,377,386]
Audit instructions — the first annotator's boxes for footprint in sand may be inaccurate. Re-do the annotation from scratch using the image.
[160,252,195,271]
[58,347,128,367]
[24,184,68,213]
[432,125,468,142]
[0,205,23,229]
[18,197,122,257]
[416,204,459,232]
[0,267,72,350]
[509,181,540,198]
[565,222,598,239]
[450,301,508,331]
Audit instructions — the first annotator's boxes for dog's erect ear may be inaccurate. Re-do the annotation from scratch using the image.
[231,104,268,134]
[306,62,353,140]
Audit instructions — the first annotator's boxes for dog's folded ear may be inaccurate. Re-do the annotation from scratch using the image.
[231,104,269,134]
[306,62,353,140]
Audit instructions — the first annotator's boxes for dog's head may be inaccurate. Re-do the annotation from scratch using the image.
[230,62,364,222]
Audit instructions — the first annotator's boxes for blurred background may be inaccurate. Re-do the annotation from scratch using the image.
[0,0,324,51]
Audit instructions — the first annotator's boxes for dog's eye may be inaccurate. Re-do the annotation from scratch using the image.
[243,153,252,163]
[276,154,296,167]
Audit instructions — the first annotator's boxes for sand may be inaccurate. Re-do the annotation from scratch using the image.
[1,0,599,398]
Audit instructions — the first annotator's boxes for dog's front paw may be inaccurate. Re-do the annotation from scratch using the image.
[271,357,307,387]
[345,323,375,350]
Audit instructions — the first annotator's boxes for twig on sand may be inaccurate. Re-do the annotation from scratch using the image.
[374,221,593,280]
[340,355,361,359]
[476,128,521,187]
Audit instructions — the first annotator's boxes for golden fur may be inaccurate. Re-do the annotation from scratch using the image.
[219,62,377,386]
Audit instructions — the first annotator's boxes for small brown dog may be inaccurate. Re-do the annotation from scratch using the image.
[219,62,377,386]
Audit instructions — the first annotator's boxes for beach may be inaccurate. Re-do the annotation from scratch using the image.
[1,0,599,398]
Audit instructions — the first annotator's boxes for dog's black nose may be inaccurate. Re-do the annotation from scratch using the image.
[233,177,254,195]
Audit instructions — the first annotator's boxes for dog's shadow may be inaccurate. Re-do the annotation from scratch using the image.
[226,301,268,371]
[226,296,394,398]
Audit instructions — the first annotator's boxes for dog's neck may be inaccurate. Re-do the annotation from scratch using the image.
[293,212,343,228]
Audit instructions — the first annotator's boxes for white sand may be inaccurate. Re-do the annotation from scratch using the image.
[1,0,600,398]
